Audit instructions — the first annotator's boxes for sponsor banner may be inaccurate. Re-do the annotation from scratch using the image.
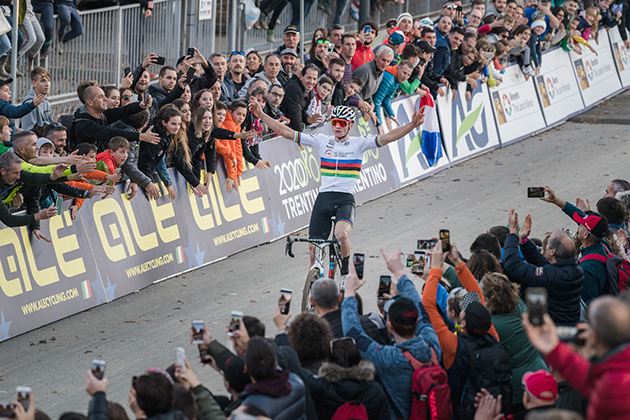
[437,82,500,164]
[488,64,546,145]
[570,29,622,107]
[535,47,585,125]
[385,94,450,186]
[0,202,103,341]
[608,27,630,87]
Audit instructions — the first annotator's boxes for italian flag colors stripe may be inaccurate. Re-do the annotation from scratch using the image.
[81,280,92,299]
[261,217,271,234]
[176,246,185,264]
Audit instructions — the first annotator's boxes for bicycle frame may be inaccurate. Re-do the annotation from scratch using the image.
[285,237,342,279]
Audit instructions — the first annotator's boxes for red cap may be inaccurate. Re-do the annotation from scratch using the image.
[522,370,558,401]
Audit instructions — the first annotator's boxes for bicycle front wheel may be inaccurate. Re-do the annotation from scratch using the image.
[302,267,321,312]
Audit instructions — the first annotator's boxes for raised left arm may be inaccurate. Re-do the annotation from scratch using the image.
[378,109,424,146]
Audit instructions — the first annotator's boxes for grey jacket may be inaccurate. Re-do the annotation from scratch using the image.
[110,120,153,188]
[353,60,384,104]
[236,71,282,100]
[21,89,53,130]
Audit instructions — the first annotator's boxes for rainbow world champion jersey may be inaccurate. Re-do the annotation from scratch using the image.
[294,132,383,194]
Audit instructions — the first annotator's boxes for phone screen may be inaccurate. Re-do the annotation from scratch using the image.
[364,25,371,33]
[525,288,548,326]
[527,187,545,198]
[191,320,205,344]
[92,359,106,380]
[378,275,391,298]
[418,239,437,250]
[353,253,365,279]
[16,387,30,410]
[0,403,14,418]
[412,251,429,275]
[279,289,292,315]
[56,196,63,215]
[439,230,451,252]
[155,56,166,65]
[228,311,243,336]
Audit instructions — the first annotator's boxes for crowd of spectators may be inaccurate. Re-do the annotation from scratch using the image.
[7,179,630,420]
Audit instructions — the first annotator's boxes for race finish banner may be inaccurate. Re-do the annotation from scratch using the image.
[534,47,585,126]
[437,81,500,164]
[608,27,630,87]
[0,202,103,341]
[488,64,546,146]
[570,29,622,107]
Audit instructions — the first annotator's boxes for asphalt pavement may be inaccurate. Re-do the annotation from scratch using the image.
[1,93,629,417]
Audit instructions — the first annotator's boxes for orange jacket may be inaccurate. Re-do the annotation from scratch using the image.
[422,262,499,369]
[217,111,243,180]
[65,180,94,210]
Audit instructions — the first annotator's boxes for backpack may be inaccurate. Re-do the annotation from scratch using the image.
[580,251,630,295]
[403,347,452,420]
[331,401,368,420]
[459,336,512,420]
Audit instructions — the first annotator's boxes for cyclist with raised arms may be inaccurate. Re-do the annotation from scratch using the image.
[249,100,425,275]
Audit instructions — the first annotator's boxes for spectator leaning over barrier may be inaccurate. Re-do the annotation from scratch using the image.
[263,84,288,125]
[237,54,283,101]
[310,278,388,345]
[0,151,60,227]
[341,249,440,419]
[69,83,159,152]
[503,209,584,326]
[352,21,378,71]
[524,295,630,420]
[372,60,414,129]
[353,46,394,118]
[327,24,344,55]
[279,63,318,132]
[540,186,610,306]
[57,0,84,55]
[0,77,45,132]
[21,67,52,131]
[324,58,346,108]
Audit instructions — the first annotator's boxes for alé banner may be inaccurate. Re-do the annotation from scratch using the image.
[535,47,586,126]
[608,27,630,87]
[437,81,500,164]
[489,64,546,145]
[570,29,622,107]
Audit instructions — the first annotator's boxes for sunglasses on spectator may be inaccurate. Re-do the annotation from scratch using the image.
[316,39,331,45]
[122,95,130,100]
[231,51,245,56]
[449,286,466,299]
[36,121,63,128]
[331,119,348,127]
[443,4,457,9]
[330,337,355,353]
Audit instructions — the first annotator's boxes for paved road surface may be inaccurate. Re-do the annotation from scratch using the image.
[1,98,629,416]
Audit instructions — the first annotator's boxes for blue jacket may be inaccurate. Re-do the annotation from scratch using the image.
[241,371,307,420]
[0,99,36,131]
[342,275,441,419]
[433,30,452,77]
[373,67,401,126]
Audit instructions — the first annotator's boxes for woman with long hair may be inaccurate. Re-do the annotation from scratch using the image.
[306,28,328,61]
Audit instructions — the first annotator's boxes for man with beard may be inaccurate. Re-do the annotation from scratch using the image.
[351,21,378,70]
[277,49,298,86]
[226,51,249,99]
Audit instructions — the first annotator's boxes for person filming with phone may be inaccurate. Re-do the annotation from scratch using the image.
[249,100,424,275]
[503,209,584,326]
[523,295,630,420]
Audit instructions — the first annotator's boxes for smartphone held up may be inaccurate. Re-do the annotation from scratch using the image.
[353,253,365,279]
[279,289,292,315]
[192,320,205,345]
[525,288,548,327]
[228,310,243,337]
[92,359,106,380]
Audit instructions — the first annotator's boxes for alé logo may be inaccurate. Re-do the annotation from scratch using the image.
[451,87,490,158]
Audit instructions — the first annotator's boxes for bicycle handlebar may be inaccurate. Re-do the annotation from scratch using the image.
[285,236,340,258]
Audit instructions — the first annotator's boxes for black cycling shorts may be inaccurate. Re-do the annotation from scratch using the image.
[309,192,356,240]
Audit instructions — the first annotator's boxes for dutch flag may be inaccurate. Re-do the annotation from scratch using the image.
[418,93,443,167]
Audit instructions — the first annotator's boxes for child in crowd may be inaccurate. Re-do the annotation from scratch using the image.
[342,77,362,109]
[217,100,246,193]
[511,24,536,79]
[490,40,508,85]
[307,77,334,128]
[21,66,53,131]
[0,78,45,131]
[96,136,130,185]
[578,7,600,41]
[529,19,546,74]
[0,115,11,154]
[569,16,598,55]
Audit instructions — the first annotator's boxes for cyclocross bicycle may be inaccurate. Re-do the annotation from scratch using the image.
[285,220,343,312]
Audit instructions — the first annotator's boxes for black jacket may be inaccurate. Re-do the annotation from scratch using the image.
[330,80,344,107]
[148,83,185,109]
[280,76,314,132]
[138,125,172,178]
[87,391,108,420]
[0,170,61,228]
[69,102,144,152]
[503,233,584,326]
[179,125,236,186]
[304,360,391,420]
[323,309,389,345]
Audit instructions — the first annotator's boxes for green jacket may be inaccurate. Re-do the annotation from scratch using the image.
[562,202,609,304]
[191,385,226,420]
[491,300,548,405]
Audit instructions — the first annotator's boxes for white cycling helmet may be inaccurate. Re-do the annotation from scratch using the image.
[331,105,356,122]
